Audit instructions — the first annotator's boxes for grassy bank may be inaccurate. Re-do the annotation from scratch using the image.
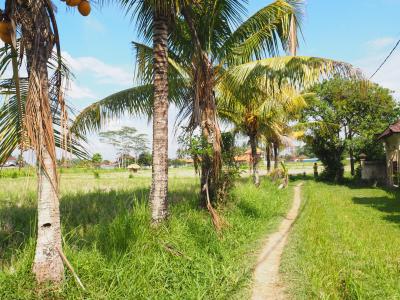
[0,172,292,299]
[281,180,400,299]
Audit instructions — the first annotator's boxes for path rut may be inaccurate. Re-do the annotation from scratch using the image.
[251,183,303,300]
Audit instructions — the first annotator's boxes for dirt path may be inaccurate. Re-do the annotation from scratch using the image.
[251,183,303,300]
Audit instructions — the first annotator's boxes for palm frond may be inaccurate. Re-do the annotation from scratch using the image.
[220,0,303,64]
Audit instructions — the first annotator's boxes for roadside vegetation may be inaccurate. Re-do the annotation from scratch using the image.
[281,179,400,299]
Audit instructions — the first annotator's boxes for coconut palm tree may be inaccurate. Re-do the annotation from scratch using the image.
[1,0,69,283]
[97,0,188,224]
[218,82,306,186]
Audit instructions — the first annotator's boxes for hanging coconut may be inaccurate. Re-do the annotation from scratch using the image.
[66,0,81,7]
[0,21,12,44]
[78,1,91,16]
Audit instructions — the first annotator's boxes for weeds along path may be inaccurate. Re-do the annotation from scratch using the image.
[251,183,303,300]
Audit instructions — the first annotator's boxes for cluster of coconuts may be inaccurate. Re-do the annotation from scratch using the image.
[0,16,12,45]
[62,0,91,17]
[0,1,91,44]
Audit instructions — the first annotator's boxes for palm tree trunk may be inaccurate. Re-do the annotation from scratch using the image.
[150,14,169,224]
[20,2,64,283]
[250,135,260,187]
[273,143,279,169]
[266,143,271,172]
[34,147,64,283]
[32,44,64,285]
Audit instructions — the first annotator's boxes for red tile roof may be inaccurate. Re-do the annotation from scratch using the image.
[378,120,400,140]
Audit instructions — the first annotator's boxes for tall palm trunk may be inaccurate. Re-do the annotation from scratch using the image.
[19,2,64,283]
[150,14,169,224]
[250,134,260,187]
[273,143,279,169]
[266,143,271,172]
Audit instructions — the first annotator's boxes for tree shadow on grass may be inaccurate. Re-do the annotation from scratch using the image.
[0,184,200,264]
[352,195,400,226]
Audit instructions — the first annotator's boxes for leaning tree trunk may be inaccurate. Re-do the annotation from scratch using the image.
[150,14,169,224]
[200,98,223,207]
[19,1,64,283]
[250,134,260,187]
[273,143,279,169]
[181,5,222,206]
[266,143,271,172]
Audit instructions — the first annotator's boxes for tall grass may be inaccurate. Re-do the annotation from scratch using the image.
[281,180,400,299]
[0,173,292,299]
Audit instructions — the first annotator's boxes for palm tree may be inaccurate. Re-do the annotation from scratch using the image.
[98,0,186,224]
[2,0,69,283]
[219,82,306,186]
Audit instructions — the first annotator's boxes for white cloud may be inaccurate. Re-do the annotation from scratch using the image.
[366,37,396,51]
[355,45,400,98]
[83,18,106,33]
[62,51,133,86]
[66,81,97,100]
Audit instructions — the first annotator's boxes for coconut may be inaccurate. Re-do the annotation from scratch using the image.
[0,21,12,44]
[66,0,81,6]
[78,1,91,16]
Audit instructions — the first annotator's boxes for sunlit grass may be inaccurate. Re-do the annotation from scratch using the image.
[281,180,400,299]
[0,170,292,299]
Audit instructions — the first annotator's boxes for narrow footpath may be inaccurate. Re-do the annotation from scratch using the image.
[251,183,303,300]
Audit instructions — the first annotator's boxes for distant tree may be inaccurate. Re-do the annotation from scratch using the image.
[296,144,315,158]
[168,159,186,168]
[99,127,149,168]
[92,153,103,167]
[138,152,152,166]
[302,78,399,180]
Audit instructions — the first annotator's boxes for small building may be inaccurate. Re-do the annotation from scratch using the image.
[235,148,262,164]
[182,158,194,165]
[100,161,117,170]
[1,156,17,167]
[378,120,400,187]
[127,164,141,173]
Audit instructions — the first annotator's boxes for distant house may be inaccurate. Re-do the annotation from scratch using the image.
[377,120,400,186]
[2,156,18,167]
[100,161,117,169]
[182,158,194,165]
[235,148,262,164]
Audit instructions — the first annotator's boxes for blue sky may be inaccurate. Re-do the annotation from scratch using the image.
[7,0,400,160]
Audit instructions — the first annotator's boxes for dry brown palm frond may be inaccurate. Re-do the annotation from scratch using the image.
[203,172,228,233]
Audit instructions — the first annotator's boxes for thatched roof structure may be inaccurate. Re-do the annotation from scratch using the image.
[127,164,141,170]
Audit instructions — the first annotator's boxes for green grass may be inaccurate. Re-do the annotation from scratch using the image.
[0,171,292,299]
[0,167,35,178]
[281,180,400,299]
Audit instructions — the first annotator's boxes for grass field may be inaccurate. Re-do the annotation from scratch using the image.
[0,169,292,299]
[281,179,400,299]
